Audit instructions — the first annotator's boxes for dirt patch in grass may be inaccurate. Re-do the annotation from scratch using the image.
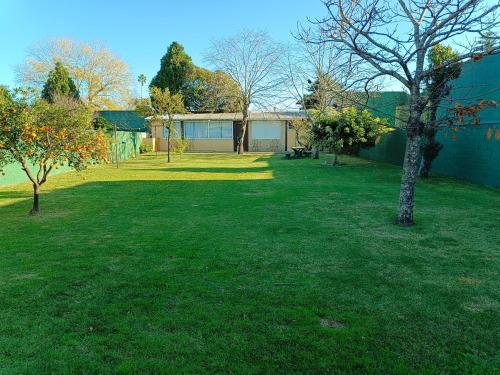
[320,318,345,329]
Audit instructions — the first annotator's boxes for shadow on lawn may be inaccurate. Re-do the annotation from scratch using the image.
[135,166,272,174]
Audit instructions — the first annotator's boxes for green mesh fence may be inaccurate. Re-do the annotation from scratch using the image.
[0,131,142,186]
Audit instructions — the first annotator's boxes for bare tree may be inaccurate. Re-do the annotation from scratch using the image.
[17,38,132,109]
[313,0,500,225]
[206,30,284,154]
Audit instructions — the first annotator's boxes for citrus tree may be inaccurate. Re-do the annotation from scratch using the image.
[311,107,390,164]
[0,88,109,215]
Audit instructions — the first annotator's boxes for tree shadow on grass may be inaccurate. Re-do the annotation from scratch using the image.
[135,166,272,174]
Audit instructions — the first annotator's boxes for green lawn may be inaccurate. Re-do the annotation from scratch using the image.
[0,153,498,374]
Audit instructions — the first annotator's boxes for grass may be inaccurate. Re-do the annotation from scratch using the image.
[0,153,498,374]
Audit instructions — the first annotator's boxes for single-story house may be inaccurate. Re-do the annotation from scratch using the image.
[147,111,307,152]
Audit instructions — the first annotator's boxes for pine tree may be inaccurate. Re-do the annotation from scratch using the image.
[150,42,194,96]
[41,62,79,103]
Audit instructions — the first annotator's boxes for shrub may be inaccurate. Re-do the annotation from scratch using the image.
[311,107,390,164]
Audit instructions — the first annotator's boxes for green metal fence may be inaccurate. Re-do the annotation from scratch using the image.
[359,55,500,188]
[0,131,143,186]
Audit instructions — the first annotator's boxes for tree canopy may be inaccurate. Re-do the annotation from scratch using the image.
[148,86,185,163]
[0,87,109,214]
[17,38,132,109]
[150,42,194,102]
[41,62,79,103]
[311,107,390,164]
[150,42,241,113]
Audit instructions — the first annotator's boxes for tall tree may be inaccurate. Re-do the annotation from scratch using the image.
[419,45,461,178]
[17,38,132,109]
[149,86,185,163]
[150,42,194,100]
[313,0,499,225]
[41,62,79,103]
[198,70,241,113]
[206,30,284,154]
[0,88,109,215]
[138,74,147,98]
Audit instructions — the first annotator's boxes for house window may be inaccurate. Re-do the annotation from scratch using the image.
[184,121,233,139]
[163,121,181,138]
[251,121,281,140]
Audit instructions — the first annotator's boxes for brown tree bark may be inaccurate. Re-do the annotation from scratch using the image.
[30,183,40,216]
[238,109,248,155]
[397,128,421,225]
[167,131,171,163]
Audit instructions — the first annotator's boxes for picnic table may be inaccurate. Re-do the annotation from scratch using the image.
[292,146,305,158]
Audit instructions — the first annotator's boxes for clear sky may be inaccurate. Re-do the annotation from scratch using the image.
[0,0,327,94]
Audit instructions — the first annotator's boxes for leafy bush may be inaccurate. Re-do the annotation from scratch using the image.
[139,142,153,154]
[173,138,190,158]
[311,107,391,163]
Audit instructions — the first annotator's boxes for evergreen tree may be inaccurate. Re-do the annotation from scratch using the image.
[150,42,194,97]
[41,62,79,103]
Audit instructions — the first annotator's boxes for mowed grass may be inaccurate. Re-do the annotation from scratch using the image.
[0,153,498,374]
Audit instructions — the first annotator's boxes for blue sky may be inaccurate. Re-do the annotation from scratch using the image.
[0,0,326,94]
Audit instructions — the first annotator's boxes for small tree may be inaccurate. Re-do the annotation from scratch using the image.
[311,107,390,165]
[0,88,109,215]
[41,62,79,103]
[138,74,147,98]
[419,45,461,177]
[149,86,185,163]
[173,138,190,159]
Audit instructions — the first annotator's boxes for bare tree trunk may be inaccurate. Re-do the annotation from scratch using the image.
[397,130,421,225]
[238,110,248,155]
[30,183,40,216]
[167,128,171,163]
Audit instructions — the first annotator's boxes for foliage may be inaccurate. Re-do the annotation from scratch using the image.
[0,87,109,214]
[482,31,497,54]
[300,72,359,111]
[173,138,190,158]
[311,107,390,163]
[138,74,147,98]
[41,62,79,103]
[150,42,194,104]
[17,38,132,109]
[420,45,462,177]
[134,98,154,118]
[92,116,113,132]
[139,142,153,154]
[150,42,240,113]
[187,68,241,113]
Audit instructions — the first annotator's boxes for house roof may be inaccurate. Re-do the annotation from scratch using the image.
[98,110,147,132]
[146,111,307,122]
